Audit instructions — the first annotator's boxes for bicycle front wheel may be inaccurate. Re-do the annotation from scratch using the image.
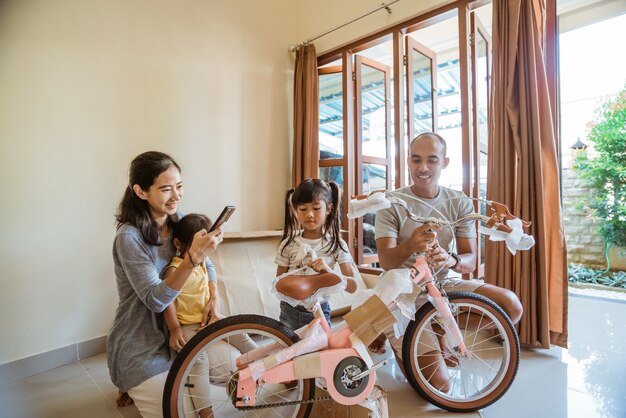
[402,292,519,412]
[163,315,315,418]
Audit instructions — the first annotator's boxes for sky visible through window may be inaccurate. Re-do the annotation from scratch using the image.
[559,13,626,166]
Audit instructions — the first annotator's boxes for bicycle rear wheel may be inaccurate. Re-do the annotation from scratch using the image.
[402,292,519,412]
[163,315,315,418]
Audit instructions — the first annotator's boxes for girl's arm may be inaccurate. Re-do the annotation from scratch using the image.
[339,262,357,293]
[202,280,222,327]
[163,266,186,351]
[307,259,358,294]
[276,265,289,276]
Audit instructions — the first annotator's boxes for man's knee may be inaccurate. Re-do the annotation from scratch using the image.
[477,285,523,324]
[503,291,523,324]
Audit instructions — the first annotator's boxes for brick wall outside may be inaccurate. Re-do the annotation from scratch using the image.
[562,166,606,268]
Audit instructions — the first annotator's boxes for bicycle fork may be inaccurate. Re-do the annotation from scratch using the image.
[411,257,468,357]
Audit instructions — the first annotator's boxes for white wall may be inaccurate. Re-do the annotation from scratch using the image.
[0,0,455,366]
[0,0,296,365]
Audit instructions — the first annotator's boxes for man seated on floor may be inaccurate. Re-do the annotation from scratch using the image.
[373,131,523,389]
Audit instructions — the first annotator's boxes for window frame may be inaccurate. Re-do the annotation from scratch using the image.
[316,0,495,269]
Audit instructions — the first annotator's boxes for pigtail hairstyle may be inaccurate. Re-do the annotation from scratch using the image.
[324,181,347,255]
[281,179,348,256]
[280,188,298,255]
[115,151,180,246]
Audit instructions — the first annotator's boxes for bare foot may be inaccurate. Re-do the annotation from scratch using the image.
[115,391,133,408]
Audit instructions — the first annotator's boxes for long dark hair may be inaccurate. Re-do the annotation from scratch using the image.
[280,179,346,255]
[115,151,181,245]
[172,214,212,255]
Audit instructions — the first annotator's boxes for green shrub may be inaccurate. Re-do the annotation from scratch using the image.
[574,85,626,247]
[568,264,626,289]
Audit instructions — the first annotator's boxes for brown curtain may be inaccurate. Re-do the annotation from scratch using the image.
[486,0,567,348]
[292,44,319,187]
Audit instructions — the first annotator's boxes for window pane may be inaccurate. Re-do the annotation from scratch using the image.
[319,166,345,220]
[361,163,386,258]
[479,152,487,265]
[411,50,434,134]
[319,72,344,159]
[363,211,377,259]
[407,11,462,190]
[362,163,387,194]
[357,40,395,184]
[476,33,489,148]
[360,64,387,158]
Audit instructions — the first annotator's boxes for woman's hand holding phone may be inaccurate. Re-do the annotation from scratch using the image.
[188,227,223,264]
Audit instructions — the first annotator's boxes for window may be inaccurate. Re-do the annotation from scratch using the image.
[317,1,492,272]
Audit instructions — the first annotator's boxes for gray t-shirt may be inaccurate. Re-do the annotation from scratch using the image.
[374,186,476,279]
[106,216,217,392]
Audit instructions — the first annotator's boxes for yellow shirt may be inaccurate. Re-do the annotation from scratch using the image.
[168,256,211,325]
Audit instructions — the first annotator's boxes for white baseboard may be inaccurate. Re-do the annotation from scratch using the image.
[0,335,107,385]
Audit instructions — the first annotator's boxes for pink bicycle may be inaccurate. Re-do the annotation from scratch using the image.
[163,191,534,417]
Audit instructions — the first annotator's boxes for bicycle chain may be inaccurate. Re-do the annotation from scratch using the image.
[236,394,333,410]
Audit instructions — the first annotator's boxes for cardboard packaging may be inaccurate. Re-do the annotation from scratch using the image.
[309,384,388,418]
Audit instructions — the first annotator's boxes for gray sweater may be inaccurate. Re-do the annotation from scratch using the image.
[106,219,216,392]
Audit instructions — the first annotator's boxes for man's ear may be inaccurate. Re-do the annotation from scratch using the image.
[443,157,450,169]
[132,184,148,200]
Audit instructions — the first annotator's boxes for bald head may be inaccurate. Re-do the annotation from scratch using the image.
[410,132,447,157]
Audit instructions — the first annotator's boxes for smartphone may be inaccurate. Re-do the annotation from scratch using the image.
[208,206,236,232]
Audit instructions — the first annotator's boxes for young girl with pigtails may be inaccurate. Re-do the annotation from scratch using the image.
[274,179,358,331]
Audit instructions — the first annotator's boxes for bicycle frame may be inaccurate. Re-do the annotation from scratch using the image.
[234,299,378,406]
[232,259,470,408]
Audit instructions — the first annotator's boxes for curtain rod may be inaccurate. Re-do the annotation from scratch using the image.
[288,0,401,52]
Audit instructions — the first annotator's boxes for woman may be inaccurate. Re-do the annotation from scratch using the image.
[106,151,224,417]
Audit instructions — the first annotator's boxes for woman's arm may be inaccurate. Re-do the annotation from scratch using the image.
[163,228,223,291]
[114,226,223,312]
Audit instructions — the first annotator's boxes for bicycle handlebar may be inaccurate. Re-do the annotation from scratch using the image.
[348,190,535,255]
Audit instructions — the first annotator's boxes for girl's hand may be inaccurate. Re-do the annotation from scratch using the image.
[201,300,223,327]
[308,258,332,273]
[426,241,453,270]
[169,328,186,352]
[188,227,224,264]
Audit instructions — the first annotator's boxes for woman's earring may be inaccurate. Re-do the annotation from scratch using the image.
[176,249,181,256]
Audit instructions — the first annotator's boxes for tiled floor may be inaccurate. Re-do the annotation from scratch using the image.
[1,292,625,418]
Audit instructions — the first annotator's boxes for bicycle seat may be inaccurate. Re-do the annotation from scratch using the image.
[275,272,343,301]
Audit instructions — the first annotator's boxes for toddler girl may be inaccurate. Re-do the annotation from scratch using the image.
[275,179,357,330]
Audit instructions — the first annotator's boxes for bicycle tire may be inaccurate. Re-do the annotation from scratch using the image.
[402,291,520,412]
[163,314,315,418]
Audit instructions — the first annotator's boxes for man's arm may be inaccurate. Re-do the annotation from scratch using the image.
[426,235,477,275]
[454,236,477,274]
[377,223,440,270]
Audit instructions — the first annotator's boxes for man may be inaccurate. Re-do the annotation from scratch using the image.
[374,132,522,389]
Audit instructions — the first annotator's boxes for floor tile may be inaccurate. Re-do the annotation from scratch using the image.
[1,291,624,417]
